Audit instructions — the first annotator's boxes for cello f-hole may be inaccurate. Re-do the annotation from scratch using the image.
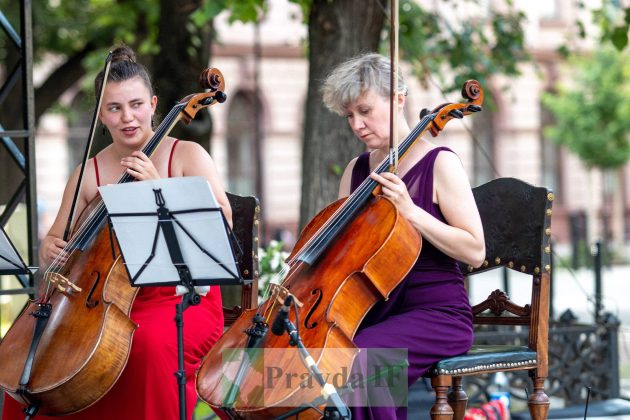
[85,271,100,308]
[304,289,322,329]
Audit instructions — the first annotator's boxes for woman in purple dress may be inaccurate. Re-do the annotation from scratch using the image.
[321,53,486,419]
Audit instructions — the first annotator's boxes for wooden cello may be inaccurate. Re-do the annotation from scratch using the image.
[196,80,484,419]
[0,68,227,417]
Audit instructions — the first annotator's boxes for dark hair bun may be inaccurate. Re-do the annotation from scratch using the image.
[111,46,136,64]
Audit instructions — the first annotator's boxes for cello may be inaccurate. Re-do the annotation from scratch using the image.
[196,80,484,418]
[0,67,227,417]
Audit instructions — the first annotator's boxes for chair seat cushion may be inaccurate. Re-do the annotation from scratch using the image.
[427,345,537,376]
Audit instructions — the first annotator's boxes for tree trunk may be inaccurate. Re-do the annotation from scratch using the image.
[153,0,214,151]
[299,0,386,229]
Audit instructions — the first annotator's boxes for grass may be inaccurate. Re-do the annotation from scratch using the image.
[193,401,217,419]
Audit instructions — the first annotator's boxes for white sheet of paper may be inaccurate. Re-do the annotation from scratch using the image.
[99,176,238,286]
[0,227,26,272]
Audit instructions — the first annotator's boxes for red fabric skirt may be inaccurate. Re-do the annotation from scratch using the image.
[2,285,223,419]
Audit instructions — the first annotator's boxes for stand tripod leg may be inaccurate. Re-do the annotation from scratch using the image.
[175,301,187,420]
[23,403,38,420]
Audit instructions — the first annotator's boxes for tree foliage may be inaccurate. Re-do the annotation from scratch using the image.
[395,0,527,93]
[542,47,630,169]
[0,0,531,223]
[568,1,630,52]
[589,1,630,51]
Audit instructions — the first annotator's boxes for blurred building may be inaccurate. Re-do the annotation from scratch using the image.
[207,0,630,255]
[34,0,630,255]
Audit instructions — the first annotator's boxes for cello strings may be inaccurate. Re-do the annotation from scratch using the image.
[43,202,109,301]
[282,113,433,270]
[257,114,434,317]
[259,265,291,321]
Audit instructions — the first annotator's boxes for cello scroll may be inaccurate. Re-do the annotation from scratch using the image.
[426,79,483,137]
[180,68,227,124]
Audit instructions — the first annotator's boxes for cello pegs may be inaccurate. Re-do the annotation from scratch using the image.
[215,91,227,103]
[448,109,464,119]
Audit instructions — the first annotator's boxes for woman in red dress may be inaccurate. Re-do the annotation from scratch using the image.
[2,45,229,419]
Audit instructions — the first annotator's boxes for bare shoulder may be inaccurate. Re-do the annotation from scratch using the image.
[434,148,463,168]
[70,160,99,202]
[434,149,466,177]
[434,149,471,196]
[172,139,213,164]
[174,139,208,154]
[346,156,359,172]
[338,156,360,198]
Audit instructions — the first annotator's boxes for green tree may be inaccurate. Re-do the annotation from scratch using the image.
[589,1,630,51]
[0,0,529,227]
[543,47,630,246]
[292,0,528,227]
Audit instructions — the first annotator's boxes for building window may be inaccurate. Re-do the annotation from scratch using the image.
[540,0,560,21]
[471,99,495,187]
[540,98,561,202]
[226,90,262,197]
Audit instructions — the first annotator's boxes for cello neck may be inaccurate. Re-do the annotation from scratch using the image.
[294,112,436,266]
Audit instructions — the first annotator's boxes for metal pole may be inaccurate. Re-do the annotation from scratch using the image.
[253,20,265,242]
[592,240,602,322]
[21,0,37,297]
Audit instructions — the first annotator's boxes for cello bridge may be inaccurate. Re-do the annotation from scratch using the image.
[269,283,303,308]
[47,272,83,296]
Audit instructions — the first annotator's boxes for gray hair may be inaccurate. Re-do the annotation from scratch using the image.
[321,53,407,116]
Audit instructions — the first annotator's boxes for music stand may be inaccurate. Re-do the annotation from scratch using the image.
[99,176,242,420]
[0,225,31,275]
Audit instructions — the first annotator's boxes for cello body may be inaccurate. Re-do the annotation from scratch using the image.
[0,203,138,415]
[197,80,483,418]
[196,195,421,418]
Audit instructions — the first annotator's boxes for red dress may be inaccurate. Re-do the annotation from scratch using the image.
[2,141,224,419]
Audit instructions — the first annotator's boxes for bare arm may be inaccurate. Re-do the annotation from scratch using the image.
[40,165,90,267]
[174,141,233,228]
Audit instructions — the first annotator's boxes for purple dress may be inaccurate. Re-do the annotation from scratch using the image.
[348,146,473,419]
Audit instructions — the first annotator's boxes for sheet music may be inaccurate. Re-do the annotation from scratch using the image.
[0,226,28,273]
[99,176,239,286]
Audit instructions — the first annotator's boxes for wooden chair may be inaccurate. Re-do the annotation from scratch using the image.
[221,192,260,327]
[426,177,553,420]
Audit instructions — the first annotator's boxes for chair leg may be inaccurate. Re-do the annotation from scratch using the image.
[447,376,467,420]
[430,375,454,420]
[528,376,550,420]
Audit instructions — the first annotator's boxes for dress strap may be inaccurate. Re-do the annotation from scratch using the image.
[168,139,180,178]
[93,156,101,187]
[350,152,371,193]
